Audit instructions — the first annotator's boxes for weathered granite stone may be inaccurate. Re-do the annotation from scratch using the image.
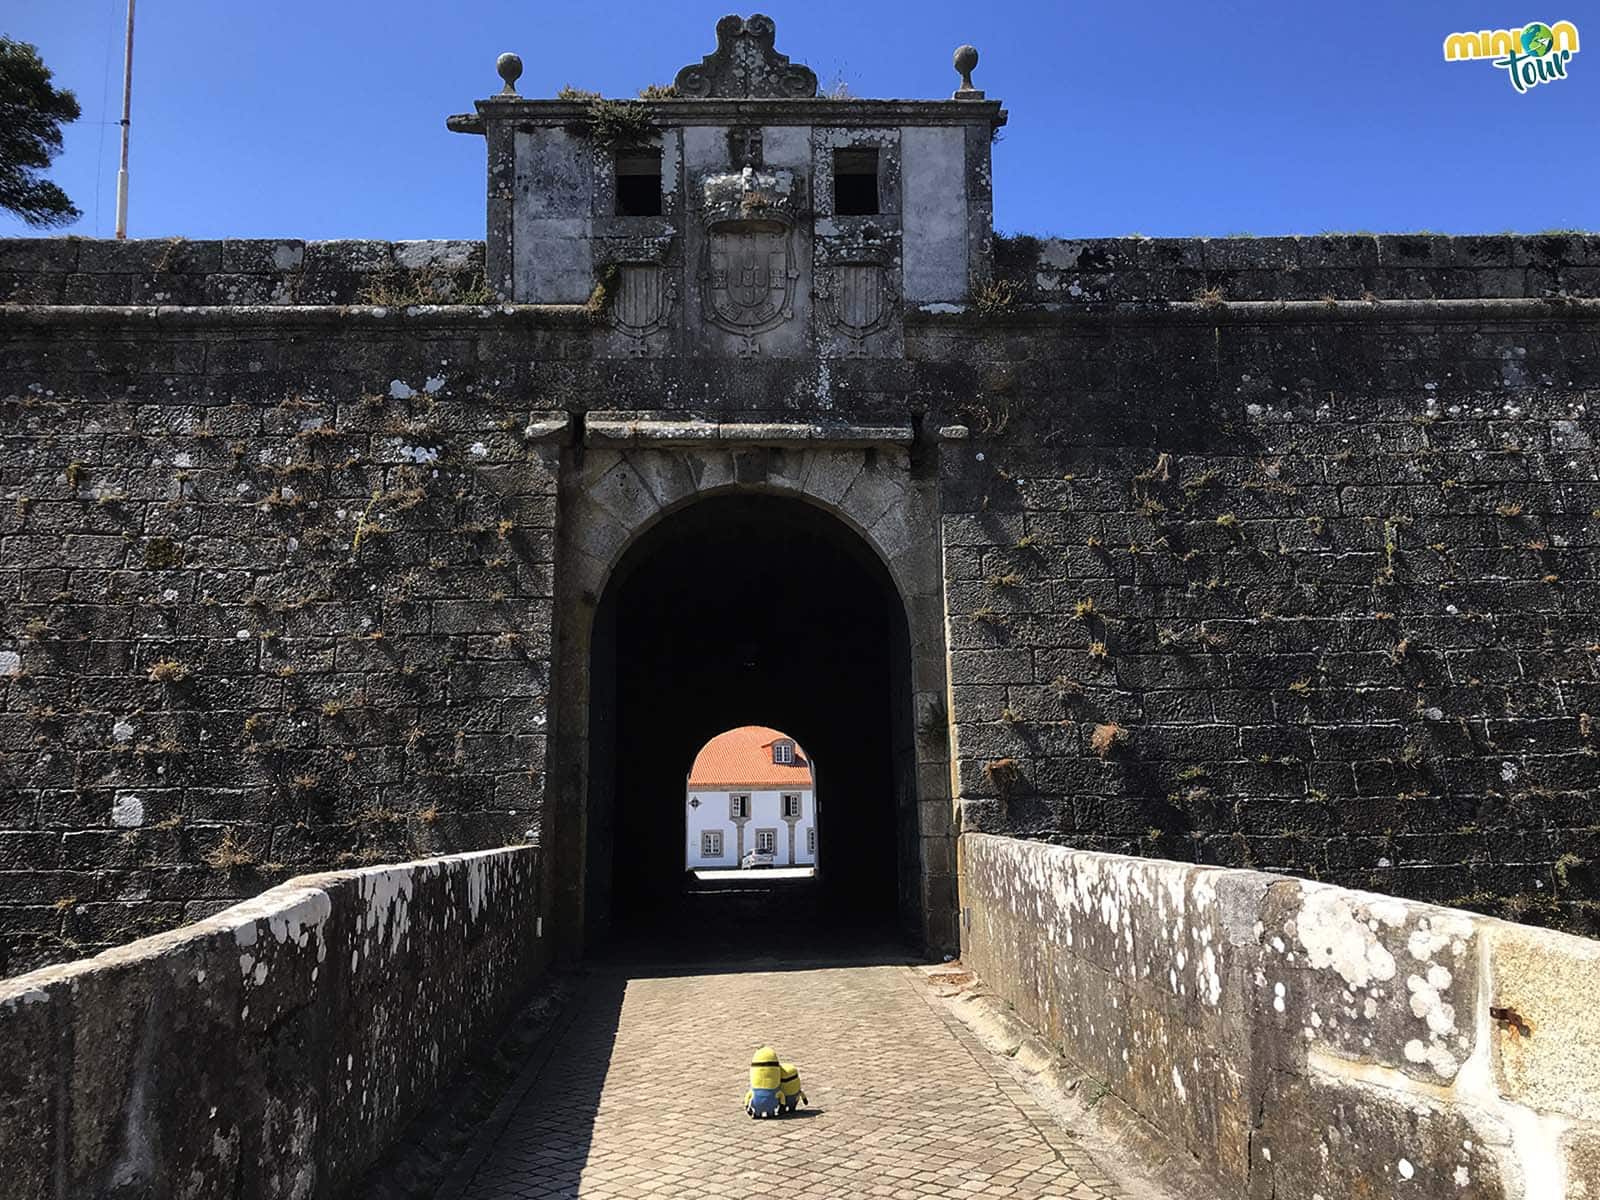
[1489,920,1600,1123]
[672,14,818,99]
[1250,1070,1507,1200]
[962,834,1600,1199]
[450,13,1003,324]
[0,847,546,1199]
[1566,1129,1600,1199]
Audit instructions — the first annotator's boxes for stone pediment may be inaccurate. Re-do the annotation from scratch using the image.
[673,14,818,99]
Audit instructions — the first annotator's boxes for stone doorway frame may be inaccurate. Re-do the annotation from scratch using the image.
[544,411,955,955]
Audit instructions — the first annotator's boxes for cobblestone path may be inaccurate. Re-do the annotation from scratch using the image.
[443,962,1125,1200]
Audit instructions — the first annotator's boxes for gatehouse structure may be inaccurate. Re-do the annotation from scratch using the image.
[3,14,1600,1198]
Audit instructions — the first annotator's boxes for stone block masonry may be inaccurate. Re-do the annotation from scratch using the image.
[993,231,1600,304]
[960,832,1600,1199]
[8,232,1598,310]
[0,288,561,975]
[0,231,1598,972]
[0,845,546,1200]
[0,237,488,306]
[925,253,1600,939]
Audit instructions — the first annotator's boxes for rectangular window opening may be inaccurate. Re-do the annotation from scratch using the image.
[807,827,816,853]
[756,829,777,854]
[615,148,663,217]
[702,830,723,857]
[782,794,801,819]
[773,741,793,765]
[832,148,879,216]
[730,794,750,820]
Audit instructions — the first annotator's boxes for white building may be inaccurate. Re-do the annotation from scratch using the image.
[685,726,816,870]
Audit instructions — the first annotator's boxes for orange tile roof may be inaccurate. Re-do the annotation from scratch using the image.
[687,725,814,790]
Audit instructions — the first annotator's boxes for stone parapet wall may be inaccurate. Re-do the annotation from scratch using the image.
[7,233,1599,311]
[0,845,546,1200]
[959,832,1600,1198]
[993,233,1600,304]
[0,238,488,306]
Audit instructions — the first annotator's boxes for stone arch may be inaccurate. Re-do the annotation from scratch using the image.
[547,435,954,956]
[565,444,936,616]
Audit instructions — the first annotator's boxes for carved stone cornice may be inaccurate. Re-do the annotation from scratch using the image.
[447,98,1007,136]
[8,297,1595,335]
[582,412,914,447]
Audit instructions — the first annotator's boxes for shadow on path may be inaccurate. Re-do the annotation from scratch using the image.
[436,974,626,1200]
[438,946,1127,1200]
[589,912,924,977]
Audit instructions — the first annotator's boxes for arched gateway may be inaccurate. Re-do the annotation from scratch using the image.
[546,433,956,954]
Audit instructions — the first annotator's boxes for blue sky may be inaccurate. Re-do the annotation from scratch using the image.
[2,1,1595,241]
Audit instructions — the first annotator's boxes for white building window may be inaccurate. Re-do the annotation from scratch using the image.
[756,828,776,854]
[807,827,816,853]
[773,741,793,765]
[782,793,801,818]
[702,830,723,857]
[729,794,749,820]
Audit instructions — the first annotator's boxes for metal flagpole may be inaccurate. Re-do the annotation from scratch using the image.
[114,0,135,239]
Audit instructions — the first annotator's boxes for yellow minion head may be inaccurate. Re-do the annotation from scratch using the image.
[780,1062,805,1107]
[749,1045,782,1091]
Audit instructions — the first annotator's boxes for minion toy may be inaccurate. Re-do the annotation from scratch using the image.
[779,1062,808,1112]
[745,1046,784,1118]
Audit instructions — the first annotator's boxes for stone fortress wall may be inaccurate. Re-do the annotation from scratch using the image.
[2,10,1599,975]
[1,231,1598,974]
[8,229,1595,309]
[0,237,489,307]
[2,12,1600,1196]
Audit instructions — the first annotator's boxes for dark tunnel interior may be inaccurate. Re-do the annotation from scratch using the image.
[585,491,918,957]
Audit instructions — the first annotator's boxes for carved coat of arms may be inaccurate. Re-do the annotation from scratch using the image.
[612,264,673,337]
[816,251,895,353]
[825,262,891,337]
[708,224,792,331]
[697,168,801,343]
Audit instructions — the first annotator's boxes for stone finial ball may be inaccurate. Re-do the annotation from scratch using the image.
[496,53,524,90]
[953,44,979,76]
